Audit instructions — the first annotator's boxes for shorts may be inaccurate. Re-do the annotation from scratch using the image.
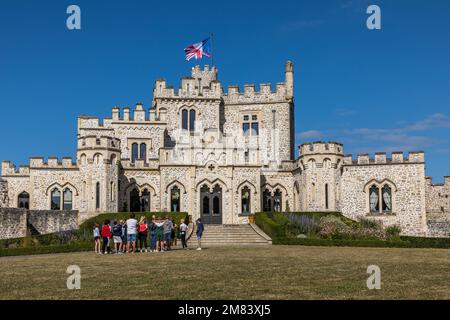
[156,233,164,241]
[164,233,171,242]
[113,236,122,244]
[94,236,100,241]
[127,234,137,242]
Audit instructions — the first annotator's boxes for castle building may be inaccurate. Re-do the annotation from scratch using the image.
[0,62,449,237]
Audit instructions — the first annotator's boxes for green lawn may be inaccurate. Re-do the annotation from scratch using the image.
[0,246,449,300]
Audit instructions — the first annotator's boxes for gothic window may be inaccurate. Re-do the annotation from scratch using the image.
[110,154,117,165]
[18,192,29,209]
[51,189,61,210]
[369,185,380,213]
[131,143,139,163]
[140,143,147,162]
[129,188,140,212]
[80,154,87,165]
[241,187,251,215]
[308,159,316,169]
[63,188,73,210]
[263,189,272,212]
[323,158,332,169]
[242,123,250,136]
[189,109,196,131]
[141,189,150,212]
[382,185,392,213]
[171,186,180,212]
[96,182,100,209]
[325,184,329,209]
[274,189,282,212]
[182,109,188,130]
[94,153,103,165]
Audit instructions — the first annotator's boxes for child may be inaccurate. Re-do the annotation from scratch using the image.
[93,223,101,254]
[112,220,123,254]
[101,220,111,254]
[138,216,148,253]
[179,219,188,249]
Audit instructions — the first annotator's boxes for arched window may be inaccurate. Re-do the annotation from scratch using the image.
[141,189,150,212]
[51,188,61,210]
[274,189,282,212]
[241,187,251,215]
[382,185,392,213]
[369,185,379,213]
[140,143,147,162]
[63,188,73,210]
[325,183,329,209]
[94,153,103,165]
[308,159,316,169]
[171,186,180,212]
[131,143,139,163]
[323,158,332,169]
[80,154,87,165]
[18,192,30,209]
[189,109,196,131]
[95,182,100,209]
[110,154,117,165]
[181,109,188,130]
[263,189,272,212]
[130,188,140,212]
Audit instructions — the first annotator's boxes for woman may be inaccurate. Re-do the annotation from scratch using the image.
[155,217,165,252]
[148,217,158,252]
[138,216,148,253]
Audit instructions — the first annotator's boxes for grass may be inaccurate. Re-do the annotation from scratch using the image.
[0,245,449,300]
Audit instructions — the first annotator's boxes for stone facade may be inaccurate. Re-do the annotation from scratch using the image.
[0,61,448,237]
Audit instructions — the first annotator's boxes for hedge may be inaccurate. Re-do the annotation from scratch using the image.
[256,212,450,249]
[0,242,93,257]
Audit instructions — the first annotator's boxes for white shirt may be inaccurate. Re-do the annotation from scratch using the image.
[93,227,100,238]
[180,223,188,233]
[126,218,138,235]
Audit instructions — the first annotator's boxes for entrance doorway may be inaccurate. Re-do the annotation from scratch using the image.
[200,184,222,224]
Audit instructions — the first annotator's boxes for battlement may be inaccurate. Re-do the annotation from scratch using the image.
[426,175,450,186]
[343,151,425,165]
[78,103,168,130]
[153,76,221,100]
[299,142,344,156]
[77,135,121,150]
[221,82,290,104]
[1,157,78,176]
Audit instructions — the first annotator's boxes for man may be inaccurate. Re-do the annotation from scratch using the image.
[179,219,188,249]
[196,218,204,251]
[163,216,173,251]
[126,213,138,254]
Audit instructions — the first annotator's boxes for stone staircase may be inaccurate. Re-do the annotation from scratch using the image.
[195,224,272,246]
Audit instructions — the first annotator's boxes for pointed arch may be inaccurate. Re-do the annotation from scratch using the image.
[236,180,257,194]
[45,182,79,196]
[165,180,187,194]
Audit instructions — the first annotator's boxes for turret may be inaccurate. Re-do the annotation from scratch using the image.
[77,136,121,214]
[285,60,294,99]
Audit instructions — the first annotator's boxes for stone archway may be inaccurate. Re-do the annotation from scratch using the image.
[200,184,223,224]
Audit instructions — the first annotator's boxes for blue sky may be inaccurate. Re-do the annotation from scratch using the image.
[0,0,449,181]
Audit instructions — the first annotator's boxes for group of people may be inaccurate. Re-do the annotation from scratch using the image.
[93,214,205,254]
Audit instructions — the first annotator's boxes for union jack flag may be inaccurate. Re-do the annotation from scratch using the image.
[184,38,212,61]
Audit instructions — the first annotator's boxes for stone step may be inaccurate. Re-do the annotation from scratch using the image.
[189,224,271,246]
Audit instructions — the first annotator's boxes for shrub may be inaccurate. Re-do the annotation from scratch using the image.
[318,215,352,239]
[358,217,382,230]
[385,225,402,239]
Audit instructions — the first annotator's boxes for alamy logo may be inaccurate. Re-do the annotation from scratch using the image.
[366,5,381,30]
[66,265,81,289]
[366,265,381,290]
[66,5,81,30]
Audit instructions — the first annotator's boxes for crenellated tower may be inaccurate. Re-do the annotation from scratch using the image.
[76,135,121,218]
[298,142,344,211]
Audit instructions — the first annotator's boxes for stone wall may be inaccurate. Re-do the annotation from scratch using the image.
[0,208,27,239]
[0,208,78,240]
[0,178,8,208]
[27,210,78,235]
[426,176,450,215]
[340,153,427,236]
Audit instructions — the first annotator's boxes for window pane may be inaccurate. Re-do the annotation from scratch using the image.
[51,189,61,210]
[251,122,259,135]
[189,110,196,131]
[369,185,379,213]
[131,143,139,163]
[382,185,392,212]
[243,115,249,121]
[252,115,257,121]
[243,123,250,136]
[182,109,188,130]
[63,189,73,210]
[140,143,147,161]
